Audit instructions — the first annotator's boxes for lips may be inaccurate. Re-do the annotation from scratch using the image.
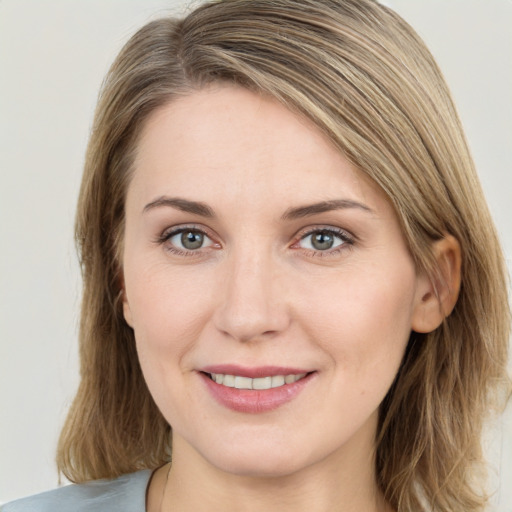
[199,365,314,413]
[208,372,307,390]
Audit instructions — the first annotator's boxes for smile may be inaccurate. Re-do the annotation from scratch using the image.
[208,373,307,390]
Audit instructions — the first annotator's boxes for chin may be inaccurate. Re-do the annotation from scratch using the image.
[195,434,325,480]
[211,452,307,479]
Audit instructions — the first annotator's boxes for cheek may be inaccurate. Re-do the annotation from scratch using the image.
[125,259,212,345]
[123,261,220,414]
[297,260,416,381]
[125,267,211,424]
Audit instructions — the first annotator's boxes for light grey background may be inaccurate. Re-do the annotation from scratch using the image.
[1,0,511,508]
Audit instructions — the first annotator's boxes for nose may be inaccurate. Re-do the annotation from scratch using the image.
[213,249,290,343]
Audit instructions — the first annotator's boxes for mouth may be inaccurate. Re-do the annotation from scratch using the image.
[199,366,315,413]
[203,372,308,390]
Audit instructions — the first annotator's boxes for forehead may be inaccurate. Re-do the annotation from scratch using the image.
[130,85,390,217]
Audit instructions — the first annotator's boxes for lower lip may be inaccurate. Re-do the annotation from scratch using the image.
[200,372,314,413]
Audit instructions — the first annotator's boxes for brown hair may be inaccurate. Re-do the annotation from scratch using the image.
[57,1,510,510]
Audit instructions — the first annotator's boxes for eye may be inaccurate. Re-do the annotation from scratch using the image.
[173,230,210,250]
[161,227,215,253]
[297,228,351,252]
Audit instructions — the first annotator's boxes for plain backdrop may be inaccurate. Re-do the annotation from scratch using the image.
[1,0,511,508]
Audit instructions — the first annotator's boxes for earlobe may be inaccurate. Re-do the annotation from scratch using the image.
[411,235,462,333]
[123,298,134,328]
[119,274,134,328]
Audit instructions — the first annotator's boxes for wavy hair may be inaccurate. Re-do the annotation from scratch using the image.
[57,1,510,510]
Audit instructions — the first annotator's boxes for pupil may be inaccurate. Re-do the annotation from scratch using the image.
[181,231,203,250]
[312,231,334,250]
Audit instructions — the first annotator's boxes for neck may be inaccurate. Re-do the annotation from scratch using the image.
[153,423,392,512]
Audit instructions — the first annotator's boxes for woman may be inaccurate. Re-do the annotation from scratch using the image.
[3,0,509,511]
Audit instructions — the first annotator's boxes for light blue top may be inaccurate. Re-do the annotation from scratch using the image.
[1,469,152,512]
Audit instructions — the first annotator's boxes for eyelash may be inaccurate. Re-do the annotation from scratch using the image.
[155,225,355,257]
[155,225,217,257]
[292,226,355,257]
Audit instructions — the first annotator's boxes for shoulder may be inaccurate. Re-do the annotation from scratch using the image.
[1,469,153,512]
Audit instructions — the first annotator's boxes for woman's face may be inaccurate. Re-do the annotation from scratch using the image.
[122,85,430,478]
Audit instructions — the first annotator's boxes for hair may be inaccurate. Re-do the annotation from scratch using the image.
[57,1,510,510]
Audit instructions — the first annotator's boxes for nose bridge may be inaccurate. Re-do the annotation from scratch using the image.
[214,243,289,342]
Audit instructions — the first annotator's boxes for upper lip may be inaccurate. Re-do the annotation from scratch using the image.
[200,364,313,379]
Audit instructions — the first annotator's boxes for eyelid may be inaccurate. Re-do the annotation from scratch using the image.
[155,224,221,253]
[290,225,356,253]
[155,223,355,257]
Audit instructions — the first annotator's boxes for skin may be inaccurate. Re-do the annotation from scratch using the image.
[122,85,459,512]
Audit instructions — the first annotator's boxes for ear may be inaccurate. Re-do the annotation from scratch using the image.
[119,273,134,328]
[411,235,461,333]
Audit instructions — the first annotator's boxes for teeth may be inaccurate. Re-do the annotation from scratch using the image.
[234,376,253,389]
[209,372,307,390]
[252,376,271,390]
[223,374,235,387]
[271,375,285,387]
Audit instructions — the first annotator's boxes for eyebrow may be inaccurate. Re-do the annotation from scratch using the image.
[142,196,373,220]
[143,196,215,217]
[281,199,374,220]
